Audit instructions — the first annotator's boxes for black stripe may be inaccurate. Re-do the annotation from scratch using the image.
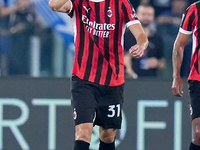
[104,0,112,85]
[95,52,104,83]
[194,3,200,74]
[83,1,94,80]
[94,3,103,83]
[104,0,110,62]
[105,66,112,85]
[121,3,129,23]
[181,10,188,28]
[78,0,85,69]
[187,11,195,31]
[94,3,100,48]
[114,0,120,79]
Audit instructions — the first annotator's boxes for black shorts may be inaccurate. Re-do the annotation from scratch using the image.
[70,74,124,129]
[188,80,200,120]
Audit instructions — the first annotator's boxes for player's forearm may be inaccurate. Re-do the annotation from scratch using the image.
[124,53,132,70]
[124,53,137,78]
[172,43,184,78]
[128,24,149,49]
[136,33,148,49]
[49,0,70,12]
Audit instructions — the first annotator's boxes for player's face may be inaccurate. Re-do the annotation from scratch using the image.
[172,0,188,14]
[137,6,154,27]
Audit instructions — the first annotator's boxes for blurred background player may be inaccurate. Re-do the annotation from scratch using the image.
[140,0,171,17]
[0,0,40,76]
[0,0,16,76]
[8,0,39,75]
[124,4,165,78]
[172,1,200,150]
[157,0,188,25]
[49,0,148,150]
[139,0,195,17]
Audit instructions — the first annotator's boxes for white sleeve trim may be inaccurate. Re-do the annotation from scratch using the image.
[126,20,141,28]
[179,28,193,35]
[67,0,73,14]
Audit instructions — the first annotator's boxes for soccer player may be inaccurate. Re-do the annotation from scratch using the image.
[49,0,148,150]
[172,1,200,150]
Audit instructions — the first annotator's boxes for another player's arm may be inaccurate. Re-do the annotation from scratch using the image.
[0,4,18,17]
[128,24,148,58]
[172,32,190,97]
[49,0,71,12]
[124,52,138,79]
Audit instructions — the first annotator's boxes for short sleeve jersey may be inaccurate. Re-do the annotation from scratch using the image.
[180,2,200,81]
[67,0,140,86]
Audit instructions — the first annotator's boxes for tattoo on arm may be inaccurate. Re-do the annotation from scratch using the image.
[173,50,180,62]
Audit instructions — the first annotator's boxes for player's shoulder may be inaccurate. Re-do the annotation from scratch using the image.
[186,2,200,12]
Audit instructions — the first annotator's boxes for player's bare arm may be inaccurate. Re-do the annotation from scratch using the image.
[124,52,138,79]
[172,32,190,97]
[128,24,148,58]
[49,0,71,12]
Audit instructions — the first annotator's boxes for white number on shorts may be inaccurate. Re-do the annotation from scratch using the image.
[107,104,120,118]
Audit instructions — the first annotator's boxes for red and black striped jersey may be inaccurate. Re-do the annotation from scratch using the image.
[180,1,200,81]
[67,0,140,86]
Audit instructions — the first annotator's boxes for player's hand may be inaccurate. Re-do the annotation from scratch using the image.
[129,44,145,58]
[126,68,138,79]
[172,77,184,97]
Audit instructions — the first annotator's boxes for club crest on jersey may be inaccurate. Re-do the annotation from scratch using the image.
[73,109,77,120]
[107,7,113,18]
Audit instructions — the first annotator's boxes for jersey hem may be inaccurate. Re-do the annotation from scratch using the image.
[72,72,125,87]
[188,77,200,82]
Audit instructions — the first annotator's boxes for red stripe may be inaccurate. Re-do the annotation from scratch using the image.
[124,0,137,22]
[99,1,108,85]
[188,3,200,81]
[182,6,195,31]
[115,1,123,83]
[117,1,124,81]
[72,0,81,75]
[78,0,91,79]
[109,0,116,85]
